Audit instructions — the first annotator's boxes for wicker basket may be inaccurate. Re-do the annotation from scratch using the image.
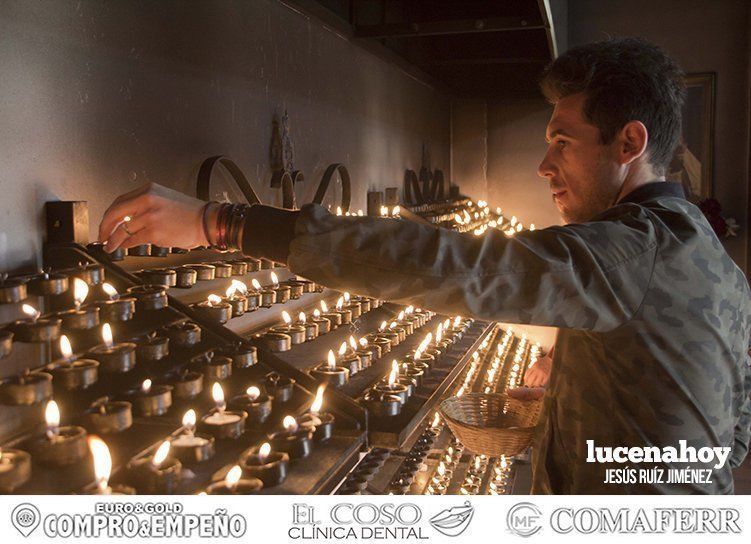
[439,393,542,457]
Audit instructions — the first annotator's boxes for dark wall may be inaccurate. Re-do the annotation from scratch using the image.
[0,0,450,270]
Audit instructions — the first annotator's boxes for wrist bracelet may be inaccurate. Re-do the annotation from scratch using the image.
[201,202,215,246]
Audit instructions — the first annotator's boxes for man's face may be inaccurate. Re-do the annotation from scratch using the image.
[537,93,622,224]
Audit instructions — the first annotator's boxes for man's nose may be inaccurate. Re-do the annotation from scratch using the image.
[537,151,555,180]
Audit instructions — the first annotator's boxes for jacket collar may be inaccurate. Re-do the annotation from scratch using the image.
[619,181,686,205]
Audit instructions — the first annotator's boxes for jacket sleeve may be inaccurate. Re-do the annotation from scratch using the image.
[730,350,751,468]
[243,203,658,332]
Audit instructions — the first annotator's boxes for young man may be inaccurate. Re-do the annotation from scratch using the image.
[99,38,751,494]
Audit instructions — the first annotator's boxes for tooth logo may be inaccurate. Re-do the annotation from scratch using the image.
[11,503,41,537]
[429,501,474,537]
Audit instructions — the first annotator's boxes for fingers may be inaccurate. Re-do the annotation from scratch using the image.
[104,212,153,252]
[507,387,545,401]
[98,183,155,242]
[117,226,156,250]
[524,365,547,387]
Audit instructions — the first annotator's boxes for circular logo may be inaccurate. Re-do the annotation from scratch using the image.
[506,502,542,537]
[12,503,41,537]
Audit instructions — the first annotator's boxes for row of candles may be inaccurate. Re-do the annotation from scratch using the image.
[0,379,335,494]
[258,293,381,353]
[0,263,105,307]
[447,199,536,237]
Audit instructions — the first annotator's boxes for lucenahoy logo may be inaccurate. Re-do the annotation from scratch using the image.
[429,501,474,537]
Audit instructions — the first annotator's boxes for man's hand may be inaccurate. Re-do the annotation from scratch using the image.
[507,387,546,401]
[98,183,211,252]
[524,352,553,387]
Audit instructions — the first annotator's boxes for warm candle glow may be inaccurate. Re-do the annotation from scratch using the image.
[454,316,461,328]
[251,279,262,290]
[431,413,441,428]
[388,364,397,386]
[379,321,387,332]
[336,206,343,216]
[311,385,325,414]
[359,337,368,348]
[22,303,41,321]
[389,322,396,330]
[405,306,414,314]
[73,278,89,307]
[212,382,226,411]
[141,379,152,394]
[231,279,248,295]
[60,335,73,361]
[281,311,291,325]
[343,292,350,302]
[437,463,446,477]
[258,442,271,463]
[336,297,343,310]
[101,323,114,348]
[207,294,222,306]
[282,415,298,433]
[338,342,347,356]
[270,272,279,286]
[102,282,118,300]
[320,300,328,312]
[182,409,196,431]
[393,206,400,216]
[298,312,306,323]
[225,465,242,490]
[398,311,404,321]
[327,350,336,369]
[313,309,321,318]
[246,386,261,401]
[88,436,112,494]
[45,400,60,436]
[349,336,357,350]
[152,440,170,468]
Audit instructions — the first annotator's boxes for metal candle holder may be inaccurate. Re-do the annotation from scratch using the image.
[127,285,168,311]
[0,449,32,493]
[193,299,232,324]
[228,392,272,426]
[150,245,170,257]
[263,373,295,405]
[9,317,61,343]
[311,315,331,334]
[58,306,100,331]
[299,412,335,442]
[363,390,402,417]
[268,427,313,459]
[166,371,203,399]
[97,297,136,323]
[222,294,248,317]
[229,261,249,276]
[139,269,176,287]
[88,341,137,373]
[239,447,289,487]
[272,284,290,304]
[28,272,69,296]
[134,334,170,363]
[70,264,105,286]
[171,432,215,464]
[240,257,261,272]
[0,371,53,405]
[258,331,292,352]
[188,264,216,281]
[128,244,151,256]
[82,399,133,433]
[211,262,233,278]
[0,331,13,359]
[52,358,99,390]
[199,409,247,440]
[283,280,306,299]
[219,344,257,369]
[175,267,198,288]
[28,425,88,466]
[128,383,173,417]
[199,354,233,381]
[269,324,306,345]
[127,456,182,494]
[310,363,349,388]
[164,321,202,348]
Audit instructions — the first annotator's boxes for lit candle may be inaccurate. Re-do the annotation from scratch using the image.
[87,323,137,373]
[82,397,132,434]
[268,311,306,344]
[222,282,248,317]
[96,283,136,322]
[8,303,61,343]
[206,464,263,495]
[373,361,409,403]
[170,409,215,464]
[268,415,313,459]
[231,279,259,311]
[269,272,290,304]
[309,309,332,335]
[29,400,88,466]
[318,300,342,329]
[252,278,276,308]
[239,442,289,487]
[200,383,247,439]
[342,292,362,319]
[352,336,373,368]
[297,312,319,341]
[228,385,272,426]
[337,340,361,374]
[52,334,99,390]
[126,284,168,311]
[128,378,172,417]
[86,436,134,494]
[0,366,53,405]
[334,296,352,324]
[310,349,350,387]
[127,439,182,493]
[193,294,232,324]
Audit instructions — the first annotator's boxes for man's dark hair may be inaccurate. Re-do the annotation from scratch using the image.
[540,38,686,176]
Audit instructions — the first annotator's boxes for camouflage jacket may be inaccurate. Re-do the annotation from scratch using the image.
[243,181,751,494]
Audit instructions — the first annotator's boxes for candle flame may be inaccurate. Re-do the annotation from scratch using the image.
[311,385,325,414]
[258,442,271,463]
[182,409,196,429]
[349,336,356,350]
[320,300,328,312]
[414,348,422,359]
[405,306,414,314]
[392,359,399,378]
[281,311,291,325]
[152,440,170,468]
[379,321,386,332]
[231,279,248,295]
[251,278,262,290]
[437,463,446,477]
[101,323,114,348]
[102,282,118,300]
[398,311,404,321]
[516,222,523,232]
[425,332,433,344]
[246,386,260,401]
[336,206,342,216]
[313,309,321,318]
[60,335,73,361]
[225,465,242,489]
[298,312,306,323]
[22,304,41,321]
[343,292,350,302]
[73,278,89,306]
[207,294,222,306]
[359,337,368,348]
[388,364,397,386]
[45,400,60,429]
[530,223,536,231]
[327,350,336,369]
[212,382,225,409]
[335,297,343,310]
[453,316,461,327]
[432,413,441,428]
[389,322,396,330]
[141,379,152,394]
[436,325,443,343]
[269,272,279,286]
[338,342,347,356]
[88,436,112,493]
[393,205,400,216]
[282,415,298,432]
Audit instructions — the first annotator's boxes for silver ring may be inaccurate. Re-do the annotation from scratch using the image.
[121,222,134,236]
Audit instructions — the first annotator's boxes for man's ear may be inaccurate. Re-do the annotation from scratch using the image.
[618,120,649,165]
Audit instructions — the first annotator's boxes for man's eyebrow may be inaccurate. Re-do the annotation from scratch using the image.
[545,128,573,142]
